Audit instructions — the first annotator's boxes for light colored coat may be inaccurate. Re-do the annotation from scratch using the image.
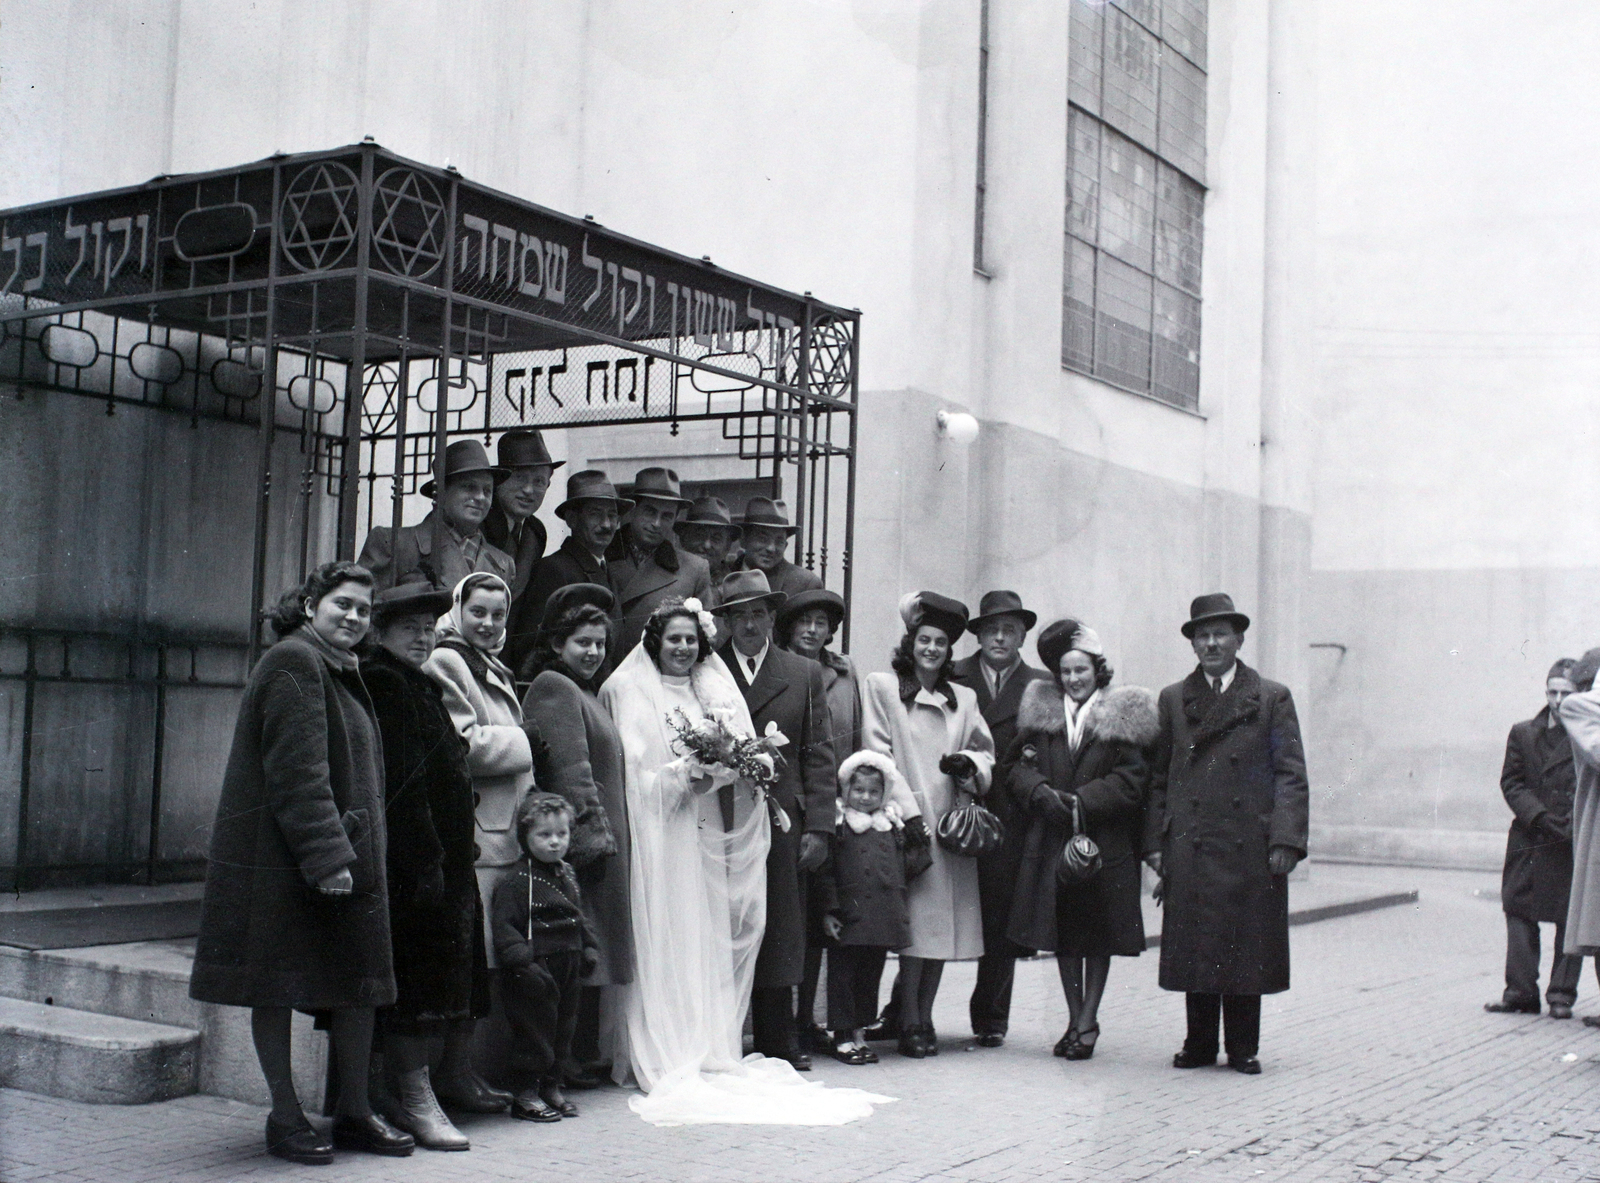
[861,671,995,961]
[1560,691,1600,953]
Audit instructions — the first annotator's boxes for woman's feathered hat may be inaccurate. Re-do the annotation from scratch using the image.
[898,591,969,640]
[1036,618,1103,673]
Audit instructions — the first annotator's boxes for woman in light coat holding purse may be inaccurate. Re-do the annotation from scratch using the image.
[860,592,993,1058]
[1005,619,1155,1061]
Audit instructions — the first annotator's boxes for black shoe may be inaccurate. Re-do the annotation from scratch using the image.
[511,1090,563,1123]
[831,1043,873,1065]
[1172,1047,1218,1069]
[1228,1055,1262,1075]
[898,1027,928,1059]
[433,1070,514,1113]
[1065,1025,1098,1061]
[798,1022,831,1053]
[562,1066,605,1090]
[331,1113,415,1157]
[1583,1015,1600,1028]
[1483,999,1541,1015]
[973,1032,1005,1048]
[1550,1003,1574,1019]
[863,1013,900,1042]
[1053,1031,1075,1058]
[785,1051,812,1072]
[923,1026,939,1056]
[538,1081,579,1118]
[266,1114,333,1165]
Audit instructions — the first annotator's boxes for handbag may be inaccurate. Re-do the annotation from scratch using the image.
[935,788,1005,858]
[1056,794,1102,884]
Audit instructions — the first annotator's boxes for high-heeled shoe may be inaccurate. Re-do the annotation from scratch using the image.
[1065,1025,1098,1061]
[897,1025,928,1059]
[1052,1030,1075,1058]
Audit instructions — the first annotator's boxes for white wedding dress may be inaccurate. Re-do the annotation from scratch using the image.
[599,643,892,1126]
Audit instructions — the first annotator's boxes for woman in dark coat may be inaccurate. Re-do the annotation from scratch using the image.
[1006,619,1156,1061]
[190,561,414,1163]
[363,580,490,1150]
[521,582,633,1079]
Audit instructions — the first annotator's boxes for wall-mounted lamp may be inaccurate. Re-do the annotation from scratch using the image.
[937,410,980,446]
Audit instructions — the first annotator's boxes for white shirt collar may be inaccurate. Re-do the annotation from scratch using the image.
[981,656,1022,697]
[737,640,770,682]
[1211,663,1238,694]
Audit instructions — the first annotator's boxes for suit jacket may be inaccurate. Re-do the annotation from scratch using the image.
[1145,662,1309,995]
[1500,708,1576,923]
[723,643,838,987]
[507,536,623,678]
[951,653,1051,950]
[482,506,548,601]
[606,528,714,655]
[358,511,516,594]
[743,556,822,598]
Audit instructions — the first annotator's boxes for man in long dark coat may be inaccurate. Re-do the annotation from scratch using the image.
[606,467,714,653]
[506,471,629,676]
[950,590,1049,1047]
[737,497,823,598]
[716,569,837,1070]
[1144,593,1309,1075]
[1486,657,1590,1018]
[482,427,561,604]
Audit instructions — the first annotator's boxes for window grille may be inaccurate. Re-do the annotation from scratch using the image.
[1063,0,1206,410]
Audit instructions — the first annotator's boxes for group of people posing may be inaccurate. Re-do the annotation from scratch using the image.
[189,426,1311,1164]
[1487,651,1600,1019]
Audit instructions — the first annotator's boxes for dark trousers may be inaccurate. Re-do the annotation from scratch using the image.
[751,986,799,1058]
[827,945,890,1033]
[500,950,582,1085]
[969,951,1016,1036]
[1184,992,1261,1059]
[1505,914,1593,1006]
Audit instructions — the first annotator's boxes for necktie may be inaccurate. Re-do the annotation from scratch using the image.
[1212,677,1223,696]
[747,655,759,682]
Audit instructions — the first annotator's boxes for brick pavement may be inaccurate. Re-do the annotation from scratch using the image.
[5,864,1600,1182]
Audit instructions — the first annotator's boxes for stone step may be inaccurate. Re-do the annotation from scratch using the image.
[0,941,326,1106]
[0,996,199,1104]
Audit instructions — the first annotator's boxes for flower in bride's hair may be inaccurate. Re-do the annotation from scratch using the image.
[683,598,703,613]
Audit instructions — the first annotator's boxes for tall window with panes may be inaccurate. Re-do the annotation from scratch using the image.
[1063,0,1205,410]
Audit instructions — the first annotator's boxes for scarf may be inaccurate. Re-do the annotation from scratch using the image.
[1064,687,1100,753]
[435,571,517,686]
[838,800,905,834]
[294,623,360,672]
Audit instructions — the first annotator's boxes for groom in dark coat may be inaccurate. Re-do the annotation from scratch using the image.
[950,590,1050,1047]
[715,569,837,1070]
[1144,593,1309,1076]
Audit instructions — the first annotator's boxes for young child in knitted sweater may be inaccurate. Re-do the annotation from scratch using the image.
[491,793,598,1122]
[818,750,931,1064]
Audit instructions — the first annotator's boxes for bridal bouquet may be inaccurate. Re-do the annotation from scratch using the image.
[668,709,793,832]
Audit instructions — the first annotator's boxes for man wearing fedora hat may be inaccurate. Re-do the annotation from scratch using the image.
[359,438,516,595]
[604,467,714,654]
[483,428,564,603]
[715,569,838,1070]
[507,471,630,676]
[738,497,823,599]
[676,496,744,588]
[950,591,1051,1048]
[1144,593,1309,1076]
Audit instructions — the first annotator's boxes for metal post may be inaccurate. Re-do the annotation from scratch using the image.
[247,163,285,668]
[792,296,813,568]
[841,314,861,653]
[431,178,459,572]
[11,633,37,891]
[145,644,167,885]
[336,147,375,559]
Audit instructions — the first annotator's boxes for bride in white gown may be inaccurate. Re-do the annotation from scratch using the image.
[599,599,891,1127]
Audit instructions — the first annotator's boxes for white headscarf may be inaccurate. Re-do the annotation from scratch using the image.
[436,572,516,682]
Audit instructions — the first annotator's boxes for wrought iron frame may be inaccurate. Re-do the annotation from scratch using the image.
[0,143,858,888]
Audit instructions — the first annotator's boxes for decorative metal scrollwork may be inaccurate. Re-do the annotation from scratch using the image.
[279,162,360,273]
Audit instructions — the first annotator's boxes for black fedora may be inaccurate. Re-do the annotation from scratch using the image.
[497,428,564,472]
[372,579,452,624]
[420,438,509,498]
[1181,593,1251,638]
[539,582,616,632]
[554,470,636,519]
[778,588,846,636]
[675,496,742,535]
[967,590,1037,634]
[738,496,798,534]
[627,466,692,508]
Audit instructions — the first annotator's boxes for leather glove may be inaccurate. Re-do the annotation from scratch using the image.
[1032,784,1075,827]
[581,947,600,974]
[799,831,830,872]
[1268,846,1301,876]
[1538,813,1572,842]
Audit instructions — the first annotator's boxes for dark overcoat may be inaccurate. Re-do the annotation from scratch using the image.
[509,535,624,677]
[1005,682,1155,957]
[362,646,489,1033]
[522,667,635,985]
[606,529,714,655]
[1144,662,1310,995]
[742,556,822,598]
[1500,708,1577,923]
[723,644,838,987]
[482,505,548,601]
[190,632,395,1010]
[817,822,913,949]
[951,654,1051,956]
[358,510,516,594]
